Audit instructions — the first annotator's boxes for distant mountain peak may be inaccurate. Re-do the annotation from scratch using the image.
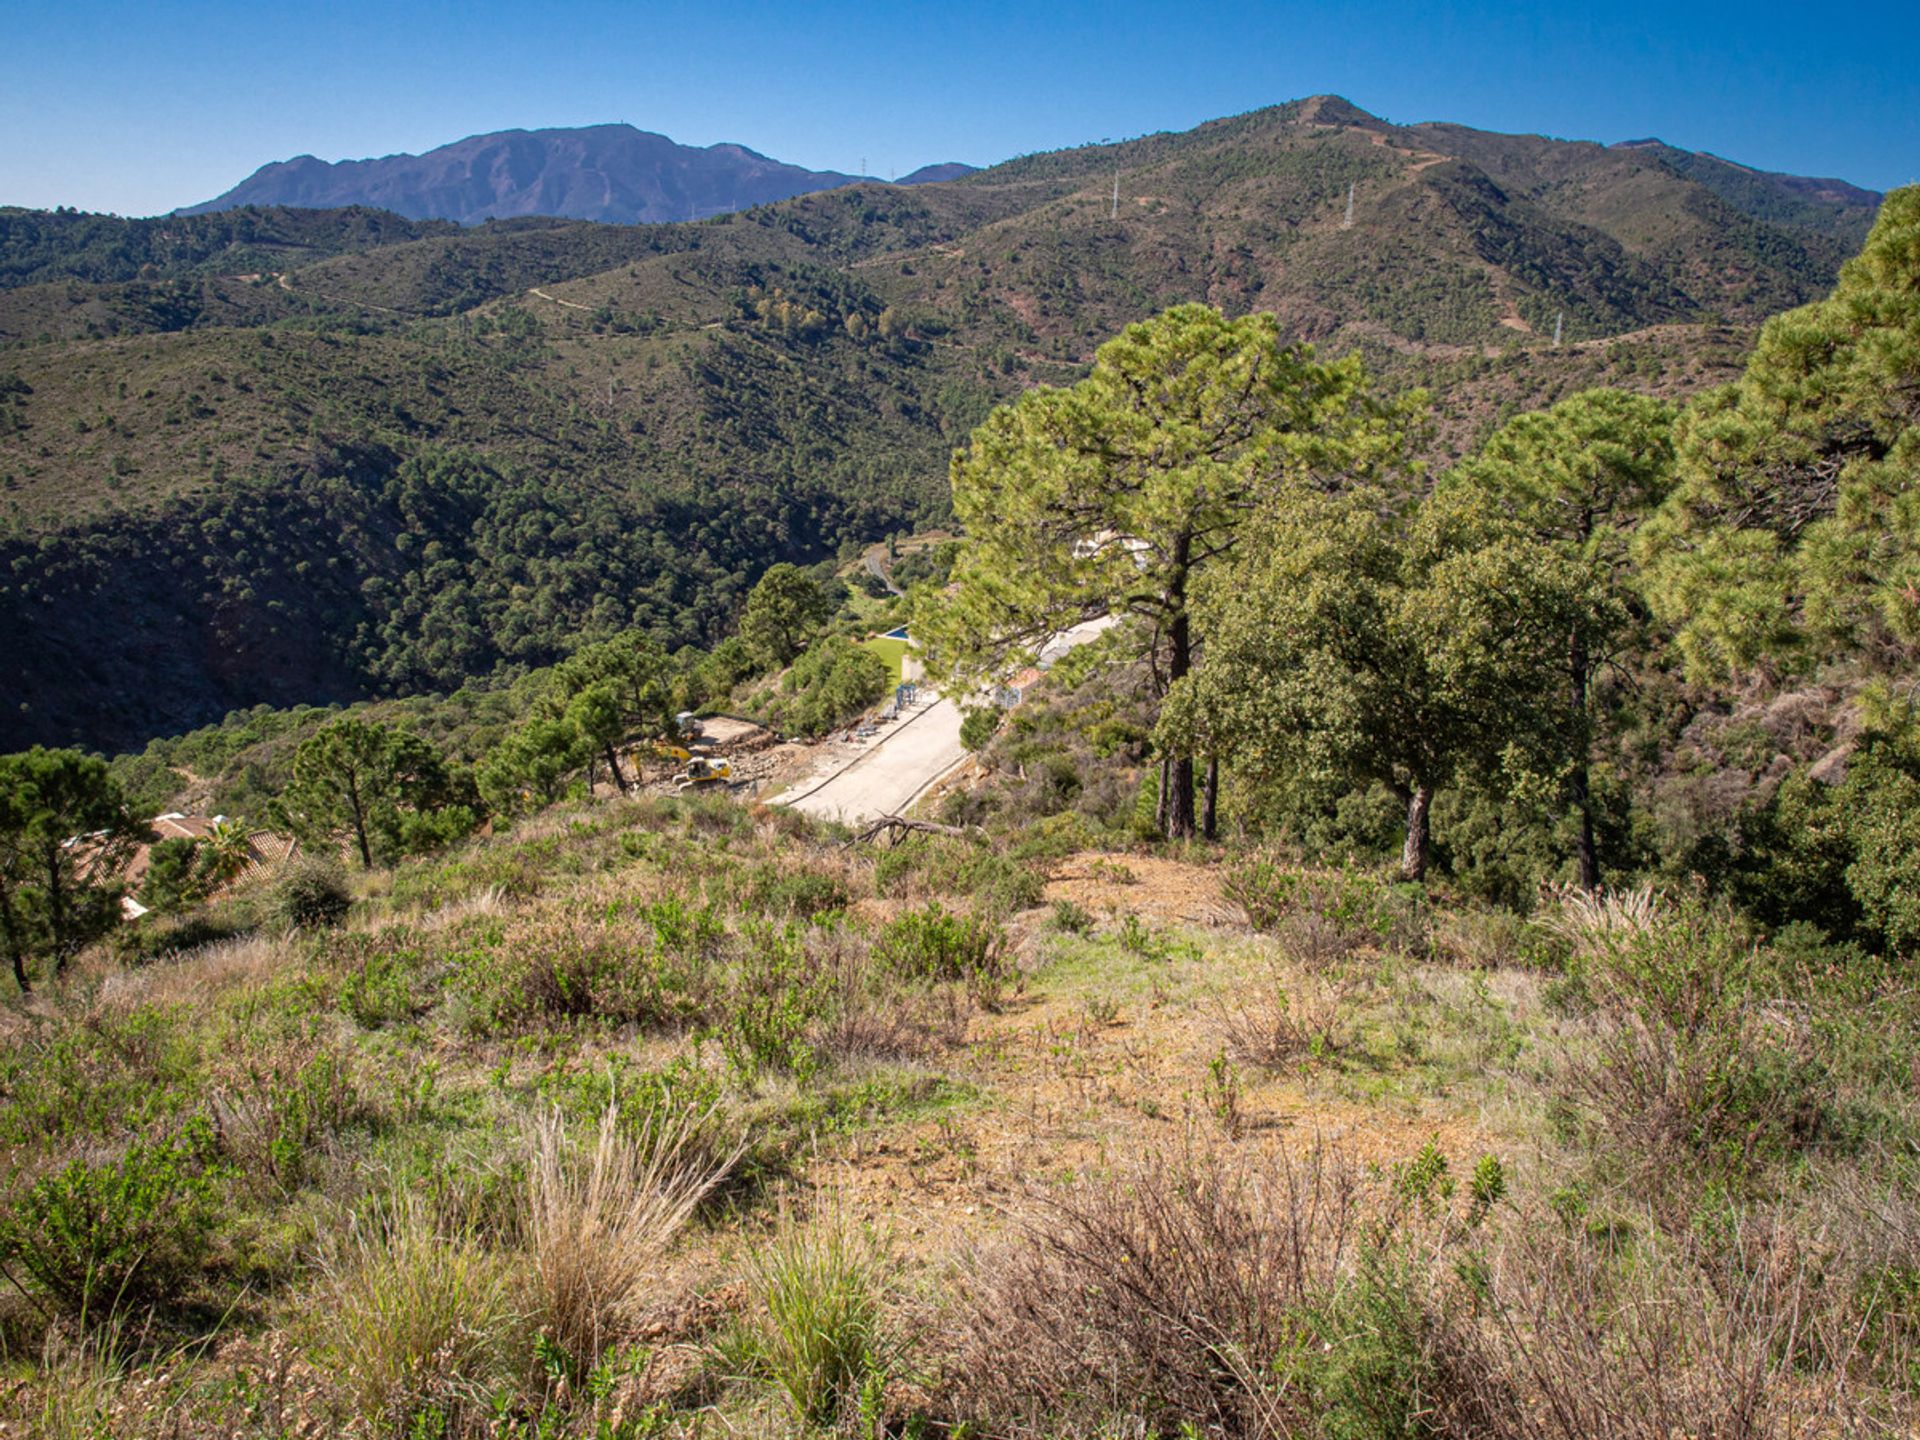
[1295,94,1386,128]
[180,124,905,226]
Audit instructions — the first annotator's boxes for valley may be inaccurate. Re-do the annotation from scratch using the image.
[0,96,1867,752]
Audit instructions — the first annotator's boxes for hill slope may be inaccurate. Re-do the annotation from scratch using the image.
[181,124,874,226]
[0,96,1883,753]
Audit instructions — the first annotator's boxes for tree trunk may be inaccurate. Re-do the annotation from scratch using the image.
[1166,757,1196,839]
[1400,784,1434,882]
[344,772,374,870]
[604,744,629,795]
[1,897,27,995]
[43,848,69,976]
[1161,553,1196,839]
[1571,763,1600,892]
[1569,634,1600,891]
[1201,757,1219,841]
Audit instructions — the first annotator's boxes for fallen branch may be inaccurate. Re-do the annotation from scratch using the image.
[843,814,981,848]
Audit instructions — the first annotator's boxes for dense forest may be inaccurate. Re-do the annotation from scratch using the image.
[0,96,1880,751]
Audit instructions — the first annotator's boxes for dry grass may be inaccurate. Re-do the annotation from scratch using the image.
[525,1101,739,1377]
[310,1193,521,1434]
[950,1136,1359,1438]
[89,932,286,1014]
[1540,880,1662,956]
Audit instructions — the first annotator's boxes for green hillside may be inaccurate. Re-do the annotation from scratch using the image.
[0,96,1881,752]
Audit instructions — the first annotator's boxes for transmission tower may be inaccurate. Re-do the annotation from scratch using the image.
[1553,311,1564,347]
[1342,182,1354,229]
[1111,169,1120,220]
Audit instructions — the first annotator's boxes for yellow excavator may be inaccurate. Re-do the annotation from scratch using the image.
[653,744,732,790]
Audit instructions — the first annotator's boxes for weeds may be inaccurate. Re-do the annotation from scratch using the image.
[310,1193,520,1435]
[525,1102,737,1380]
[736,1212,898,1430]
[1215,951,1362,1070]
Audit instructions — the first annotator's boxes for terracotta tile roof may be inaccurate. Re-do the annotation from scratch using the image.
[113,814,300,917]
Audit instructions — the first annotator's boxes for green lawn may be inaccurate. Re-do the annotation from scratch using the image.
[861,634,909,685]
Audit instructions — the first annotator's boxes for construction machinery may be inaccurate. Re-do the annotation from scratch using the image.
[652,743,732,790]
[674,756,731,790]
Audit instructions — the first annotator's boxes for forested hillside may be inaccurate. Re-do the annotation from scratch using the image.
[1,183,1918,1435]
[0,96,1883,752]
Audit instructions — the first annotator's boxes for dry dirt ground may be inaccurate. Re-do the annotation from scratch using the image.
[771,852,1522,1266]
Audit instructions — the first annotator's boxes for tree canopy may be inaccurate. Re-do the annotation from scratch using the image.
[1638,185,1920,678]
[0,748,145,990]
[277,719,459,869]
[1163,485,1602,879]
[1442,388,1677,885]
[739,564,837,670]
[919,303,1420,836]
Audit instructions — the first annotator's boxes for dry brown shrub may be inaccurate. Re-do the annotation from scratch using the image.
[525,1101,739,1377]
[1214,951,1362,1069]
[1465,1204,1874,1440]
[947,1137,1358,1438]
[804,923,977,1067]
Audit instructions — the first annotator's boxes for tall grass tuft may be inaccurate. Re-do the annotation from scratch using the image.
[740,1212,898,1429]
[526,1101,736,1379]
[311,1192,520,1433]
[1540,880,1661,956]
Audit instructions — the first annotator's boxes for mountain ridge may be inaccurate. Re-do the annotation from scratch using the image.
[181,123,895,226]
[0,94,1890,752]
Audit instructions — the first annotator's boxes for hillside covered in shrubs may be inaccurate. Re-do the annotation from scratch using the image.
[0,161,1917,1440]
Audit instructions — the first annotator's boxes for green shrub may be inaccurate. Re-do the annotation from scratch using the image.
[268,855,352,929]
[872,836,1045,917]
[211,1018,362,1194]
[536,1053,725,1142]
[738,861,851,921]
[1562,900,1835,1200]
[872,904,1006,984]
[455,901,725,1036]
[331,927,433,1028]
[0,1120,228,1318]
[1225,858,1427,956]
[716,923,831,1083]
[1049,899,1094,935]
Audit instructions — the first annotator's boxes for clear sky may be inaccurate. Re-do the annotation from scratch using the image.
[3,0,1915,217]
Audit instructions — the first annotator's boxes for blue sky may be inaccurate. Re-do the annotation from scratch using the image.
[3,0,1915,216]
